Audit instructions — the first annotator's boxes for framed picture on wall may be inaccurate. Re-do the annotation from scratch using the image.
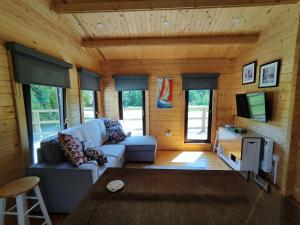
[156,78,173,108]
[242,61,257,85]
[259,59,281,88]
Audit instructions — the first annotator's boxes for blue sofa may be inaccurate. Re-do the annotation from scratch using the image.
[26,118,157,213]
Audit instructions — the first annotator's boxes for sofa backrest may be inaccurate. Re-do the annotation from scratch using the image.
[38,118,109,163]
[39,135,65,163]
[80,119,108,147]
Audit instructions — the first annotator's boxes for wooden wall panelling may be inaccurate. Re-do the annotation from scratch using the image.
[77,70,84,124]
[101,59,235,151]
[233,3,300,193]
[0,42,23,186]
[286,11,300,202]
[0,0,101,185]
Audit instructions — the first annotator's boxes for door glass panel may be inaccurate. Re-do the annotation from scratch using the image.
[186,90,211,142]
[121,90,144,136]
[30,84,64,163]
[82,90,96,122]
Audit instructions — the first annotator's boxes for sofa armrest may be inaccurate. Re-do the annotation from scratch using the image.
[26,162,99,213]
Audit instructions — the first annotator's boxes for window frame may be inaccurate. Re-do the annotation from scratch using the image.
[118,90,146,135]
[22,84,67,164]
[184,89,213,144]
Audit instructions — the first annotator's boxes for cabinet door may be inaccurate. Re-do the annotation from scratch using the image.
[240,138,262,174]
[218,128,242,160]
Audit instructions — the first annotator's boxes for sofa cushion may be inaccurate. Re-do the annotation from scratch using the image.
[106,125,127,144]
[39,135,65,163]
[94,118,109,144]
[104,119,122,129]
[62,125,85,142]
[58,133,87,167]
[106,156,118,168]
[118,136,157,152]
[81,120,103,147]
[98,144,125,158]
[82,142,108,166]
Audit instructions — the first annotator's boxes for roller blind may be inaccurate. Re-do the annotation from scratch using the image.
[78,68,101,91]
[6,42,72,88]
[113,75,149,91]
[181,73,219,90]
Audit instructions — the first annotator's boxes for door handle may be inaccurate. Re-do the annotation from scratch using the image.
[64,118,70,125]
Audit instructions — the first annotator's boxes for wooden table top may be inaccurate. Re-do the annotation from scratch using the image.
[62,168,300,225]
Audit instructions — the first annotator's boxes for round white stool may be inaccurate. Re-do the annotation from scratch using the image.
[0,176,52,225]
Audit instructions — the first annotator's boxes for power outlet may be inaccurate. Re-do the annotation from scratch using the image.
[164,130,172,137]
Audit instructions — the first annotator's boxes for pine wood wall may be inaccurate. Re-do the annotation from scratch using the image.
[289,11,300,202]
[233,4,300,193]
[100,59,235,151]
[0,0,100,186]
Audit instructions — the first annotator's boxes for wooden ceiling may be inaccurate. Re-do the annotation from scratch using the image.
[52,0,296,60]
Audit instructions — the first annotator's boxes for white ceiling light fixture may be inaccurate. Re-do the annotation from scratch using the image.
[96,22,104,29]
[163,20,169,27]
[231,16,241,26]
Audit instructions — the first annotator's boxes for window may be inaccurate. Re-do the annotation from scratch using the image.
[184,90,213,143]
[23,84,66,164]
[119,90,146,136]
[82,90,98,122]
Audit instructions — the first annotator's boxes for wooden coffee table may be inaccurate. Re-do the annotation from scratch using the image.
[62,168,299,225]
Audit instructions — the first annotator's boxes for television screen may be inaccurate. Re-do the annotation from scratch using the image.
[235,92,269,122]
[236,94,250,118]
[246,92,268,122]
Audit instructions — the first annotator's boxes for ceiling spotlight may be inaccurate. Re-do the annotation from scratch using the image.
[163,20,169,27]
[96,22,104,29]
[231,16,241,25]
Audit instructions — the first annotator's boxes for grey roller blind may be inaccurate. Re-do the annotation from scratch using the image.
[181,73,219,90]
[113,75,149,91]
[78,68,101,91]
[6,42,72,88]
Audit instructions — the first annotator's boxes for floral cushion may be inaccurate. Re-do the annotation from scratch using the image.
[107,125,127,144]
[104,119,122,129]
[82,142,108,166]
[58,132,87,167]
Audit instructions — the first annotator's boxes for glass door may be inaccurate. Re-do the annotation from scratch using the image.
[82,90,97,122]
[184,89,213,143]
[23,84,66,164]
[119,90,145,136]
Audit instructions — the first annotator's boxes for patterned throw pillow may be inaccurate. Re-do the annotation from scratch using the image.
[107,125,127,144]
[84,148,108,166]
[104,119,122,129]
[82,142,108,166]
[58,132,87,167]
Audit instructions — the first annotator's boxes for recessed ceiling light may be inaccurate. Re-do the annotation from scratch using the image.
[163,20,169,27]
[232,16,241,25]
[96,22,104,29]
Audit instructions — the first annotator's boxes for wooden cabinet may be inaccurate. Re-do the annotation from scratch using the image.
[217,127,262,173]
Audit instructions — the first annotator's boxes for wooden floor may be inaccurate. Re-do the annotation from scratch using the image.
[4,150,230,225]
[126,150,231,170]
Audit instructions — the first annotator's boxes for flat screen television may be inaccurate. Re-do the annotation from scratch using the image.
[236,92,269,122]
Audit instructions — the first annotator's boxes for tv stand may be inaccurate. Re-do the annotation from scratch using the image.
[217,127,262,173]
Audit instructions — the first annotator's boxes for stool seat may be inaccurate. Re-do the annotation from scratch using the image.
[0,177,40,198]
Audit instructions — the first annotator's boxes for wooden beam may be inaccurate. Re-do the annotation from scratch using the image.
[82,34,259,48]
[52,0,298,13]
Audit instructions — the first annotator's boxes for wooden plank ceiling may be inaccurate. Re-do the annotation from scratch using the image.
[52,0,295,60]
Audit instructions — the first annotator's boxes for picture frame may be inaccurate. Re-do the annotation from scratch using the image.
[259,59,281,88]
[242,61,257,85]
[156,78,173,109]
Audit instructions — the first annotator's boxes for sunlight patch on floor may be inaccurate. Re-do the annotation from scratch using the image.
[171,152,203,163]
